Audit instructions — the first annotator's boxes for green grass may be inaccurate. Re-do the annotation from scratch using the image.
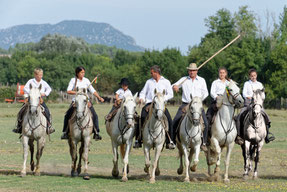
[0,103,286,191]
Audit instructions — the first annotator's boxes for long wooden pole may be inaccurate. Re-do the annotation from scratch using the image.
[197,34,241,70]
[176,34,241,88]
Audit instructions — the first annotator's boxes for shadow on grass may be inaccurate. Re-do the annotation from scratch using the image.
[1,169,286,181]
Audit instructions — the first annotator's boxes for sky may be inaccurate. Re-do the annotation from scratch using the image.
[0,0,286,54]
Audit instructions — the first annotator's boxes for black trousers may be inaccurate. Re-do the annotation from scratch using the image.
[62,102,99,134]
[173,102,209,144]
[41,102,51,123]
[140,103,173,144]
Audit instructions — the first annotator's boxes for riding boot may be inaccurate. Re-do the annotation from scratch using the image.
[265,123,275,143]
[13,119,22,133]
[133,118,142,148]
[61,104,74,140]
[89,104,102,141]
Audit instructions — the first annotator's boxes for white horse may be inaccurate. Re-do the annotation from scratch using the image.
[206,80,244,183]
[21,84,47,177]
[242,89,266,179]
[106,93,138,182]
[143,89,166,183]
[177,96,203,182]
[68,88,93,180]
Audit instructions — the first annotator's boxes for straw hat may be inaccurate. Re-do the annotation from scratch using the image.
[186,63,198,70]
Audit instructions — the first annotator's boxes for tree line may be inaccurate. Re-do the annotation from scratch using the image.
[0,6,286,105]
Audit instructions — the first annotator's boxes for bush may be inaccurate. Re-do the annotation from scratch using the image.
[0,86,17,102]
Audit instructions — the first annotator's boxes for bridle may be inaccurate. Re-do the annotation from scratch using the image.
[74,92,91,131]
[184,101,202,140]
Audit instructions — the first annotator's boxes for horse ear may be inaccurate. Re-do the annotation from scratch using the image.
[39,84,42,90]
[163,89,166,95]
[190,93,193,100]
[29,83,32,89]
[76,87,79,92]
[133,92,138,101]
[154,89,157,94]
[83,88,86,93]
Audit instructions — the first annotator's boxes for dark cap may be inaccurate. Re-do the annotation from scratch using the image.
[119,78,129,86]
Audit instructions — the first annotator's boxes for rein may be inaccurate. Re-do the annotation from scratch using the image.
[117,99,135,144]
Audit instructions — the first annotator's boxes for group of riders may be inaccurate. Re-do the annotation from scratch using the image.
[13,64,275,150]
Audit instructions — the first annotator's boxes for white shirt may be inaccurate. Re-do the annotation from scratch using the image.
[210,79,229,100]
[24,78,52,97]
[243,80,265,99]
[172,76,208,103]
[116,88,132,99]
[139,76,173,104]
[67,77,96,100]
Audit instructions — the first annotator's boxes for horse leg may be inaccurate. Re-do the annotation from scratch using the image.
[177,142,184,175]
[206,147,212,176]
[77,141,84,175]
[182,144,190,182]
[112,141,119,178]
[82,136,90,180]
[35,137,45,176]
[223,142,234,183]
[21,136,29,177]
[244,141,251,179]
[191,144,200,176]
[69,139,78,177]
[150,143,163,183]
[122,142,131,182]
[253,141,263,179]
[144,145,151,176]
[28,139,35,172]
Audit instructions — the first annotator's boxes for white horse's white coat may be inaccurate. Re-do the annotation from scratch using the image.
[143,90,166,183]
[207,80,244,183]
[242,89,266,179]
[21,84,47,177]
[106,93,138,182]
[177,96,203,182]
[68,88,93,179]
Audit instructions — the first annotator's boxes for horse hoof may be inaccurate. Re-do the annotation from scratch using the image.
[34,171,41,176]
[77,167,81,175]
[30,163,35,172]
[190,165,197,172]
[243,174,249,180]
[252,176,258,180]
[83,174,90,180]
[191,177,198,182]
[112,170,119,178]
[155,169,160,176]
[177,168,183,175]
[184,178,190,183]
[20,172,26,177]
[149,178,155,184]
[121,176,128,182]
[71,170,78,177]
[223,179,230,184]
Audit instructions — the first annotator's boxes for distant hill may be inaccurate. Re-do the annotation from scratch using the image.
[0,20,144,52]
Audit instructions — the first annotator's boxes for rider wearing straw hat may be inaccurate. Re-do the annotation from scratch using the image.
[172,63,209,152]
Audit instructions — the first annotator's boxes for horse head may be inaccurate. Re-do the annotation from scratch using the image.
[251,89,264,118]
[75,87,88,119]
[153,89,166,120]
[189,94,203,126]
[226,80,244,108]
[122,93,138,126]
[28,83,42,115]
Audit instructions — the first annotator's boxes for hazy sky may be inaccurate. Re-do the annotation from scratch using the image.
[0,0,286,53]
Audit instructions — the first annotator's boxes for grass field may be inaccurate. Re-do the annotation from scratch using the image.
[0,103,286,192]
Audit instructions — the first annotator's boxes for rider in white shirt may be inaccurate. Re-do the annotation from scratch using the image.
[13,68,55,134]
[61,66,105,141]
[236,68,275,144]
[105,78,133,121]
[172,63,209,152]
[134,65,175,149]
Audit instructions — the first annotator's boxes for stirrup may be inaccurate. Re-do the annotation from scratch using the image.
[93,133,102,141]
[200,144,208,152]
[166,142,175,150]
[133,140,142,148]
[61,133,69,140]
[235,136,244,145]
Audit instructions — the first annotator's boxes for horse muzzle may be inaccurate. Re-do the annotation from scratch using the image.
[193,119,200,126]
[29,106,38,115]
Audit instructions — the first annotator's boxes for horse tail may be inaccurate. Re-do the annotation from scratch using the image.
[120,144,126,159]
